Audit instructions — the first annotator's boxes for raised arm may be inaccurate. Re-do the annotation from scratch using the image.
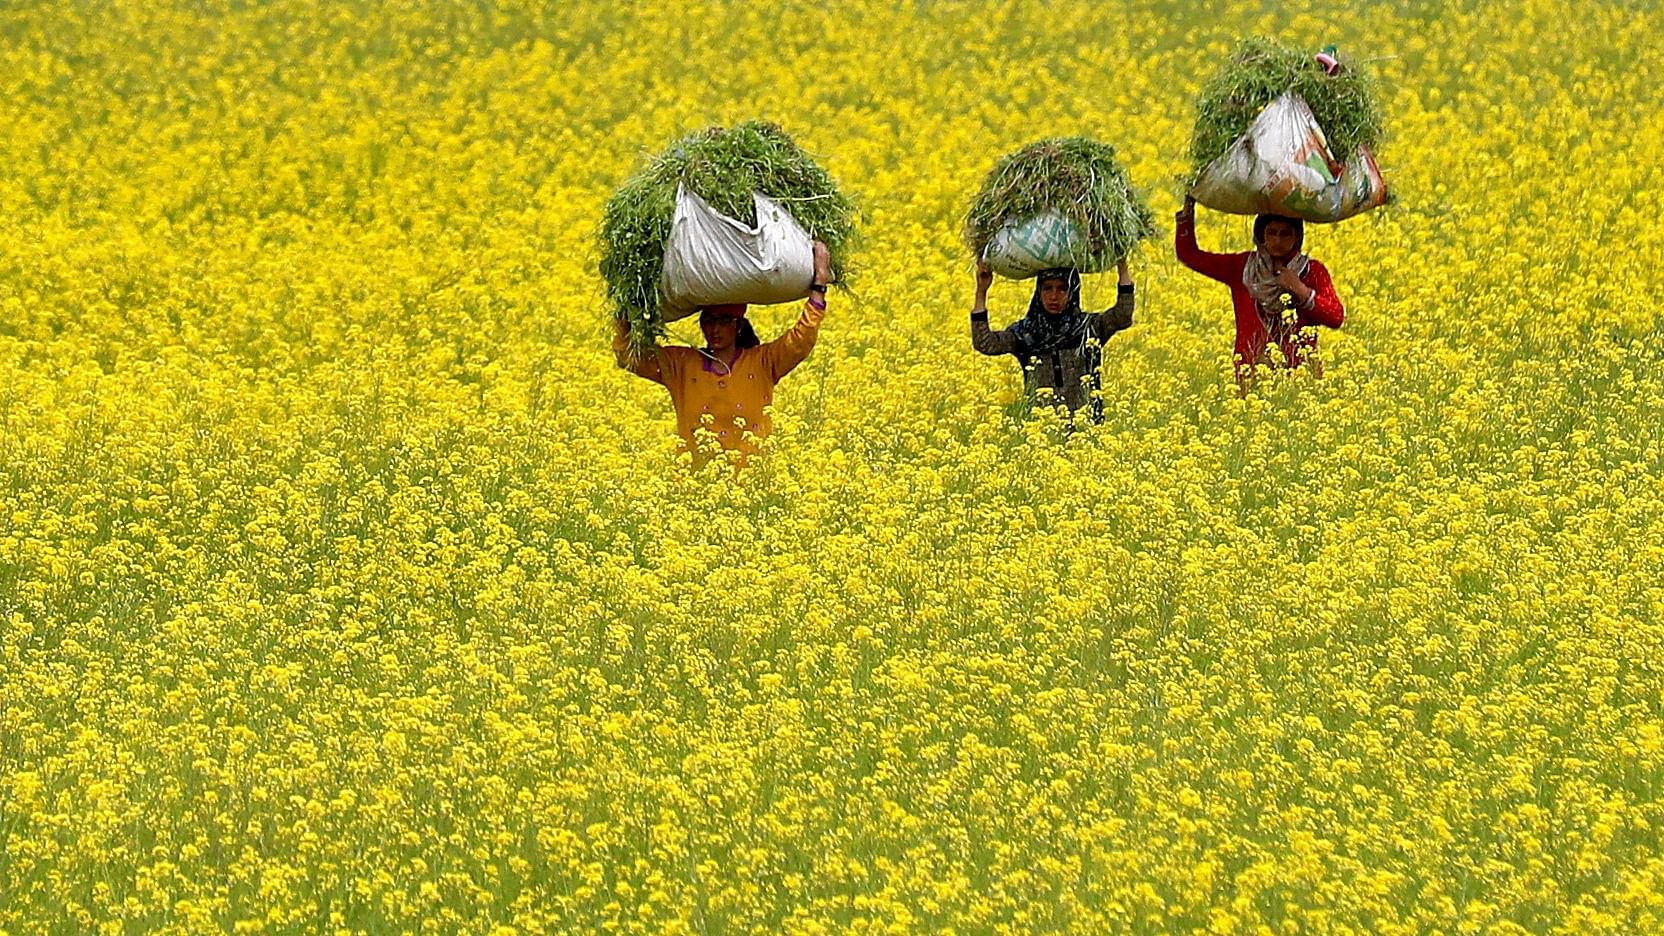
[613,318,667,384]
[1174,196,1241,284]
[1092,258,1136,342]
[760,240,831,381]
[761,301,825,380]
[970,260,1018,356]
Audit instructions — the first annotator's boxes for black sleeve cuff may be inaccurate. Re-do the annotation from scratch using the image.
[970,310,990,322]
[1118,284,1135,294]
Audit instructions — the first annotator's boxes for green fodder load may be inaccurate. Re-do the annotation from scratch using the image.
[965,137,1155,279]
[1187,36,1384,185]
[599,121,856,352]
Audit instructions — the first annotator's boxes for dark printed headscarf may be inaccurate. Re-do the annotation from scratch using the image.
[1008,268,1090,355]
[1008,268,1105,424]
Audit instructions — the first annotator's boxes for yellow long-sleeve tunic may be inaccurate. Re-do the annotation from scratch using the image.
[614,300,824,456]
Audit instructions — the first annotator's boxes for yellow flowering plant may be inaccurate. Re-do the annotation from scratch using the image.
[1,1,1663,933]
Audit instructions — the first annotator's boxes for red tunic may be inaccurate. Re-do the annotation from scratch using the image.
[1175,216,1345,375]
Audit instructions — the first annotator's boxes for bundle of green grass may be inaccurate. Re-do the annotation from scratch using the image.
[965,137,1155,277]
[599,121,856,352]
[1188,37,1384,184]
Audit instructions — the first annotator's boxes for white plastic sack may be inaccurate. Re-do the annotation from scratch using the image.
[659,185,815,320]
[1191,92,1388,223]
[981,210,1107,280]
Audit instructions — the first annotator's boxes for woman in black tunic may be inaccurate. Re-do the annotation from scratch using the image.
[970,261,1135,423]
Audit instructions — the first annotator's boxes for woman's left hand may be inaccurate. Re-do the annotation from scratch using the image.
[812,241,832,285]
[1274,265,1305,292]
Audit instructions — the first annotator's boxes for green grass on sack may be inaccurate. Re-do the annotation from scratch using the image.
[599,121,856,351]
[964,137,1156,271]
[1188,36,1384,183]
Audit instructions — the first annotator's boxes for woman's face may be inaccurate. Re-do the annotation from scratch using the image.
[1259,221,1301,261]
[700,313,739,351]
[1038,277,1071,314]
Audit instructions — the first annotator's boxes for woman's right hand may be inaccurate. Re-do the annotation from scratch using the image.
[975,260,994,295]
[1176,195,1196,225]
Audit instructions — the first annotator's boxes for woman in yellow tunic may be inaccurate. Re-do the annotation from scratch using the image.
[614,241,831,460]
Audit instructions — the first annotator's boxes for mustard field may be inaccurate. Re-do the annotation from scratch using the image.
[3,1,1663,932]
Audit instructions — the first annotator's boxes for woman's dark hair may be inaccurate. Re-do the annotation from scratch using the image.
[736,317,760,349]
[1253,214,1305,249]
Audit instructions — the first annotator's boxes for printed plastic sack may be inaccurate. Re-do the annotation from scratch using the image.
[1191,91,1388,223]
[659,185,815,319]
[981,210,1107,279]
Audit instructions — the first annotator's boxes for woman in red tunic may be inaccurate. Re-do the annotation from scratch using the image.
[1175,196,1345,387]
